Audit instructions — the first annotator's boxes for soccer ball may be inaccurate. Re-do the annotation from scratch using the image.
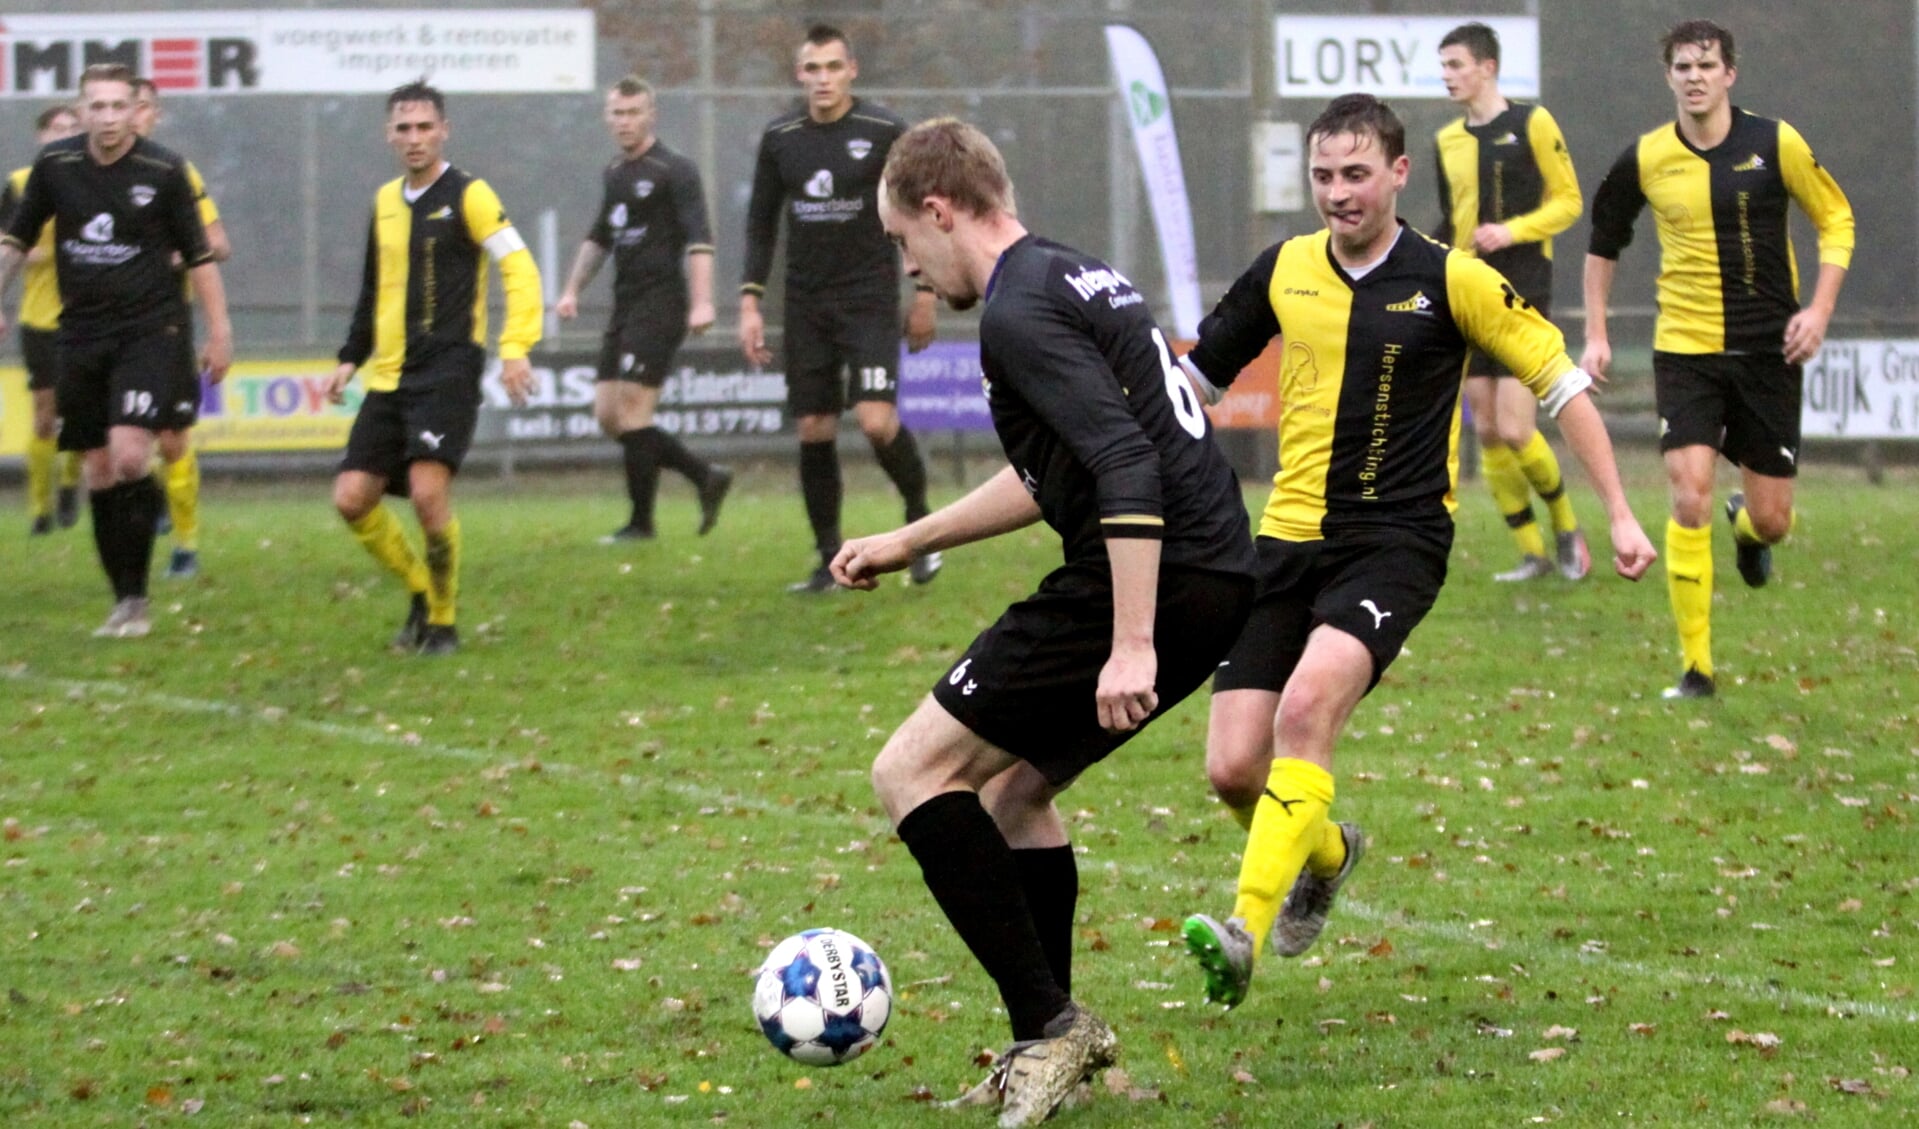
[752,928,893,1066]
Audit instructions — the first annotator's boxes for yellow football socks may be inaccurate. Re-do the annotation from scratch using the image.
[424,517,461,627]
[165,449,200,551]
[1666,519,1714,678]
[349,506,429,595]
[25,434,55,518]
[1483,445,1546,559]
[1232,758,1343,959]
[1515,432,1577,535]
[60,451,81,490]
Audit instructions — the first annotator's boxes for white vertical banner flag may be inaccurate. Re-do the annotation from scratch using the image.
[1104,24,1202,338]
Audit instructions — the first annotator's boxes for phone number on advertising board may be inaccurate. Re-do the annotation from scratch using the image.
[656,408,785,435]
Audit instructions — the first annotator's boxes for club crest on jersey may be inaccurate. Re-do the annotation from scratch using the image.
[1490,131,1519,145]
[635,179,655,198]
[1385,290,1433,315]
[804,169,834,199]
[846,138,873,160]
[1732,153,1767,172]
[82,213,114,242]
[129,184,156,208]
[609,203,629,229]
[425,205,453,221]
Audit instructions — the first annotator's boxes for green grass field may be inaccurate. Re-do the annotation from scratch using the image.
[3,461,1915,1126]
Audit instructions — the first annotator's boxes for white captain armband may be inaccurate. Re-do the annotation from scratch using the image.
[1176,354,1225,406]
[1540,366,1595,417]
[482,226,528,263]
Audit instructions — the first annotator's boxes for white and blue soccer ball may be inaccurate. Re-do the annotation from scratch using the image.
[752,928,893,1066]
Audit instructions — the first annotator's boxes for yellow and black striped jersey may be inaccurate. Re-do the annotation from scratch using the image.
[339,165,542,393]
[1186,224,1575,543]
[1589,108,1854,354]
[1433,101,1580,302]
[0,165,59,331]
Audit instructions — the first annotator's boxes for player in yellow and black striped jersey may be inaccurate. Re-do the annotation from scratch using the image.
[132,77,232,580]
[1434,22,1589,583]
[1175,94,1655,1011]
[1,103,82,536]
[325,81,542,657]
[1583,20,1855,701]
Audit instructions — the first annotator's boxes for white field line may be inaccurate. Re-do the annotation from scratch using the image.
[11,669,1916,1024]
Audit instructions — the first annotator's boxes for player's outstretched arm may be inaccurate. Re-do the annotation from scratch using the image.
[555,241,606,320]
[1784,262,1847,365]
[1553,392,1655,580]
[1580,254,1618,380]
[831,465,1040,589]
[1097,536,1160,733]
[325,362,357,405]
[686,249,715,334]
[186,261,233,383]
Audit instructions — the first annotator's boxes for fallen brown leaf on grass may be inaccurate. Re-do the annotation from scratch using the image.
[1101,1066,1163,1102]
[1541,1025,1578,1041]
[1761,1097,1807,1115]
[1830,1078,1880,1097]
[1528,1047,1566,1063]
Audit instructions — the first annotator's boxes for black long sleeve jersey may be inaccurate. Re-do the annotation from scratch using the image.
[1,134,211,337]
[741,99,905,304]
[980,234,1254,576]
[586,140,713,316]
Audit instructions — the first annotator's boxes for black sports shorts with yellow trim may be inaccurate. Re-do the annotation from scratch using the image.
[21,326,62,392]
[1213,528,1452,696]
[55,320,197,451]
[1466,292,1553,379]
[597,298,689,389]
[340,346,485,495]
[1654,350,1802,478]
[783,296,901,417]
[931,563,1253,786]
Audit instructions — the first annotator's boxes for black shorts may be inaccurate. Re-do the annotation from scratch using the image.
[1213,528,1452,696]
[784,297,901,416]
[1653,351,1801,478]
[1466,292,1553,379]
[340,350,485,494]
[21,326,61,392]
[931,564,1254,785]
[54,320,198,451]
[598,302,688,388]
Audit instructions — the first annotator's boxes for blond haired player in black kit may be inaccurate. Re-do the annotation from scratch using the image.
[1176,95,1655,1010]
[739,23,941,594]
[327,81,541,657]
[0,63,232,638]
[837,118,1254,1125]
[1584,20,1854,701]
[1435,22,1589,582]
[556,75,731,543]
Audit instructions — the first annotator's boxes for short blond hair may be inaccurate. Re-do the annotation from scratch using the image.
[882,117,1015,219]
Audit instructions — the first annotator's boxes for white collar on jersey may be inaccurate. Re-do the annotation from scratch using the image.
[402,162,451,203]
[1341,226,1403,281]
